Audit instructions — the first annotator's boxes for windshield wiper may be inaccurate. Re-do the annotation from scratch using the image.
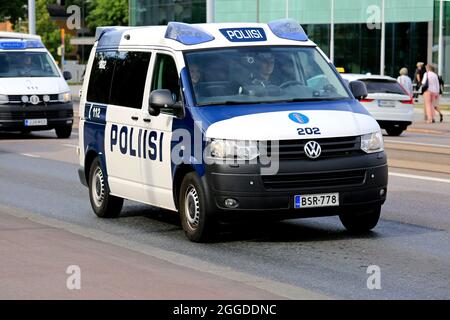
[198,100,266,106]
[197,97,347,106]
[285,97,346,103]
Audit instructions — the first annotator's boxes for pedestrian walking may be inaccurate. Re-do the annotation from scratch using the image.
[413,62,425,102]
[434,72,444,122]
[421,64,440,123]
[397,67,413,97]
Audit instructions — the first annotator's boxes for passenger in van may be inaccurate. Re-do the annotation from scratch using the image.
[189,62,201,94]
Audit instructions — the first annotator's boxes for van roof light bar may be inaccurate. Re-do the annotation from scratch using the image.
[165,22,214,45]
[268,19,308,41]
[0,39,45,50]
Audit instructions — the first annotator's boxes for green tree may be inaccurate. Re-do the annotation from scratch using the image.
[0,0,27,24]
[86,0,128,30]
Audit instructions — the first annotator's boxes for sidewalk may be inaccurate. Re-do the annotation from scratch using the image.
[0,208,285,299]
[408,107,450,135]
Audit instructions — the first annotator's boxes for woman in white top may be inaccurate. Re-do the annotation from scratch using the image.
[422,64,440,123]
[397,68,413,96]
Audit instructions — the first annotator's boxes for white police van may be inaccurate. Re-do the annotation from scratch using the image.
[0,32,73,137]
[78,20,388,242]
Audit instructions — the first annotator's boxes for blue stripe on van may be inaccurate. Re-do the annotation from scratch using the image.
[188,99,370,132]
[171,68,206,179]
[83,102,109,184]
[171,68,205,180]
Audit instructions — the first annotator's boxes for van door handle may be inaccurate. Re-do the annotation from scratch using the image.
[131,116,139,121]
[143,118,151,123]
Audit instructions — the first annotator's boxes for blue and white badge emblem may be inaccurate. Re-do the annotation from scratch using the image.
[289,112,309,124]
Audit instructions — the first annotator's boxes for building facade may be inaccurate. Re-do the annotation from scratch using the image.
[129,0,450,87]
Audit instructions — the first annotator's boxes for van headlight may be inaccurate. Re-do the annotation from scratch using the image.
[58,92,72,103]
[0,94,8,104]
[361,131,384,153]
[208,139,259,160]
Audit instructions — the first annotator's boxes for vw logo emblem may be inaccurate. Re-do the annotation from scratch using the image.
[304,141,321,159]
[29,95,40,105]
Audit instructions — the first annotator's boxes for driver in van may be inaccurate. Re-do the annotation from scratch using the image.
[20,55,38,76]
[252,52,279,87]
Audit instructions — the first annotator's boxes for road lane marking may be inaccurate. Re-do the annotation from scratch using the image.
[0,204,331,300]
[385,140,450,149]
[389,172,450,184]
[20,153,40,158]
[63,144,78,148]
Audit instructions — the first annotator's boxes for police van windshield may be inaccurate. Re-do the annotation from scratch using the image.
[184,46,350,106]
[0,52,60,78]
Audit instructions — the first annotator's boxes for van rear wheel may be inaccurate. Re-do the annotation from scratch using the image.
[179,172,216,242]
[385,127,404,136]
[88,158,123,218]
[55,125,72,139]
[339,205,381,233]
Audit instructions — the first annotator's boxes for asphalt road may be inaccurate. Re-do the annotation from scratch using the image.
[0,126,449,299]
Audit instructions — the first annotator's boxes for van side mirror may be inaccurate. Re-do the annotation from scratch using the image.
[63,71,72,81]
[149,89,184,118]
[349,80,368,100]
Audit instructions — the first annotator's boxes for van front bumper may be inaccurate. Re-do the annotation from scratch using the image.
[202,152,388,218]
[0,102,73,131]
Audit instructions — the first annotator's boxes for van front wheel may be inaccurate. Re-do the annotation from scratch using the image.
[339,205,381,233]
[179,172,215,242]
[88,158,123,218]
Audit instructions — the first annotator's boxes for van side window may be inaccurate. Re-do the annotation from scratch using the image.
[151,54,181,103]
[87,51,116,104]
[110,51,151,109]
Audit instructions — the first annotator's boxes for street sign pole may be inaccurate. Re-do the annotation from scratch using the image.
[207,0,215,23]
[380,0,385,76]
[28,0,36,35]
[330,0,335,63]
[256,0,260,23]
[286,0,289,19]
[60,28,65,72]
[438,0,444,76]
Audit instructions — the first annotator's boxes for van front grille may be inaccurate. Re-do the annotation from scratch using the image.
[262,169,366,190]
[7,94,60,104]
[262,136,362,160]
[0,109,73,120]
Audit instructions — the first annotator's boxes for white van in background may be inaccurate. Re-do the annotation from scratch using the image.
[0,32,73,138]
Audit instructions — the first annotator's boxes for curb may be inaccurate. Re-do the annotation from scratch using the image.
[406,128,449,135]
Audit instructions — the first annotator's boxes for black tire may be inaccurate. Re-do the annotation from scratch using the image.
[339,205,381,233]
[55,125,72,138]
[179,172,216,242]
[88,158,123,218]
[385,127,404,136]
